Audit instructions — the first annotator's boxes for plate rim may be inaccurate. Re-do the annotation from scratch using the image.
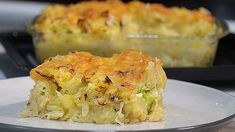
[0,114,235,132]
[0,76,235,132]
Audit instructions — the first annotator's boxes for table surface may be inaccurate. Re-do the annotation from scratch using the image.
[221,122,235,132]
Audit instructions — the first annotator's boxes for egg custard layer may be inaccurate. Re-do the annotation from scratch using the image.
[20,50,167,124]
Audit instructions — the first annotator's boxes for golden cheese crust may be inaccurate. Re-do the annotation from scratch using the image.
[31,50,157,94]
[32,0,215,36]
[22,50,167,124]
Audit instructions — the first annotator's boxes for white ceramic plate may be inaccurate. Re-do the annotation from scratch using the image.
[0,77,235,132]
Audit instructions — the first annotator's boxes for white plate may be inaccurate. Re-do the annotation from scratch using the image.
[0,77,235,132]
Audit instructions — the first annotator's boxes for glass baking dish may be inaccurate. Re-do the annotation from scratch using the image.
[31,19,228,67]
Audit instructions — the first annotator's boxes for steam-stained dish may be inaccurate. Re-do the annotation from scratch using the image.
[31,0,226,67]
[20,50,167,124]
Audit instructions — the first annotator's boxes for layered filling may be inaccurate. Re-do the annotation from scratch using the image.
[20,62,166,124]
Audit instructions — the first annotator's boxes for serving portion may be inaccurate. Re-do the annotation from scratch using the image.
[31,0,225,67]
[20,50,167,124]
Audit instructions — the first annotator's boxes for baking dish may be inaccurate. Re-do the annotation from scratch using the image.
[31,19,227,67]
[29,0,228,67]
[2,31,235,82]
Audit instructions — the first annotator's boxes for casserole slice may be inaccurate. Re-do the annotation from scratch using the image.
[20,50,167,124]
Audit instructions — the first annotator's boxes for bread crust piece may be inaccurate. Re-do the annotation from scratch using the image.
[21,50,167,124]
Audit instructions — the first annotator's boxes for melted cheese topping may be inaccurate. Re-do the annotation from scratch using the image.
[32,0,216,36]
